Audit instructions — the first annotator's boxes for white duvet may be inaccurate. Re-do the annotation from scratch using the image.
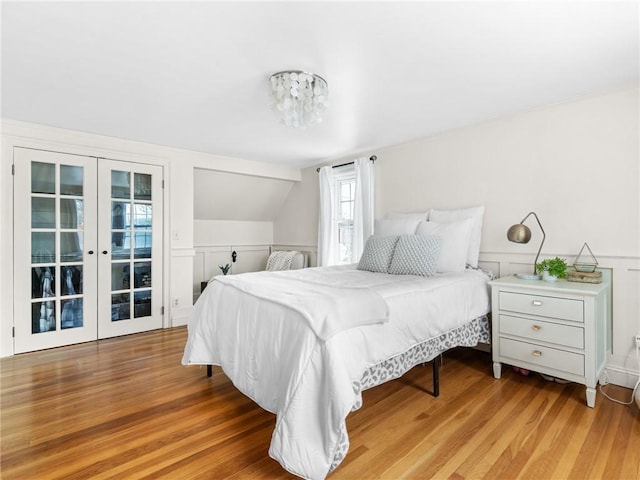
[214,270,389,340]
[182,265,491,480]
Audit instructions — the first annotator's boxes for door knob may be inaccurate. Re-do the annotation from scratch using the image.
[102,250,108,255]
[88,250,94,255]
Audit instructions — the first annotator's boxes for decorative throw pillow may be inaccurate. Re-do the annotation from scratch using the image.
[357,235,399,273]
[429,206,484,268]
[388,235,442,277]
[416,218,473,273]
[375,218,421,236]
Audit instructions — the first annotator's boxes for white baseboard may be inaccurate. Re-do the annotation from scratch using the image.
[602,364,640,389]
[170,305,193,327]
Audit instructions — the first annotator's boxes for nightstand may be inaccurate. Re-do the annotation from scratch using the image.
[490,275,610,407]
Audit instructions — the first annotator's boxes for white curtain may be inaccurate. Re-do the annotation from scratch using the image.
[317,166,336,267]
[351,157,375,262]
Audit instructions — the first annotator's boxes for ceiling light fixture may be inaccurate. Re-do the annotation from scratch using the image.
[269,70,328,128]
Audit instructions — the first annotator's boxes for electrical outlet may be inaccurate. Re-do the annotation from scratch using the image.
[635,334,640,348]
[172,298,179,307]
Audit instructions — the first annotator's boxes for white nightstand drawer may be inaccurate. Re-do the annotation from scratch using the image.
[499,291,583,323]
[499,338,584,376]
[500,315,584,349]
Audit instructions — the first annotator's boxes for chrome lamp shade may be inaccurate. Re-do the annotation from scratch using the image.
[507,211,545,277]
[507,223,532,244]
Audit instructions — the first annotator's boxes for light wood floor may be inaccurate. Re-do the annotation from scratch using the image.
[2,327,639,480]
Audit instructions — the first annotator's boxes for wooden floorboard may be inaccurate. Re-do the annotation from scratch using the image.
[1,327,638,479]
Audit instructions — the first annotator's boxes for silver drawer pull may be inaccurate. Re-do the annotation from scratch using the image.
[532,300,543,306]
[532,350,543,357]
[531,324,542,331]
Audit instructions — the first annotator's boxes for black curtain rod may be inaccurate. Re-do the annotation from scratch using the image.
[316,155,377,173]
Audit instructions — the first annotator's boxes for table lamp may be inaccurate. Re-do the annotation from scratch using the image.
[507,211,545,279]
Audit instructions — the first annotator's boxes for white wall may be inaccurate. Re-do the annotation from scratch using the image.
[190,168,296,307]
[0,120,301,356]
[194,220,273,246]
[169,152,299,325]
[376,86,639,258]
[274,85,640,387]
[191,219,274,302]
[273,165,321,257]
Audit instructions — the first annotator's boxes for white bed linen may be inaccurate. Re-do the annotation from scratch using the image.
[214,271,389,340]
[182,265,491,480]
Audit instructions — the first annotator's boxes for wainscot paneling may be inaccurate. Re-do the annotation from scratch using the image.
[170,248,196,327]
[193,245,271,303]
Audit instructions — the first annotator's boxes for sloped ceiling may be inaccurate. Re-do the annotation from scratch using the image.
[193,168,294,221]
[1,1,638,168]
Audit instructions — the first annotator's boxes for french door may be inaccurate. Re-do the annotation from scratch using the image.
[97,158,163,338]
[13,148,163,353]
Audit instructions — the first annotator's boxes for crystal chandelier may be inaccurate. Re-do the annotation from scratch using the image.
[269,70,328,128]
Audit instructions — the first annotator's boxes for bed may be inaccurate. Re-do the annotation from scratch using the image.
[183,206,491,479]
[182,262,492,480]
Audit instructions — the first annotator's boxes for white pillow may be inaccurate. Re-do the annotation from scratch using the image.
[429,206,484,268]
[385,211,430,222]
[375,218,420,236]
[416,218,473,272]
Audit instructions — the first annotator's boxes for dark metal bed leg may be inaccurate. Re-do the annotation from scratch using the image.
[207,365,213,378]
[432,356,440,397]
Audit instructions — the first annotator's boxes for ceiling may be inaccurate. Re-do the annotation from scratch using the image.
[2,1,638,168]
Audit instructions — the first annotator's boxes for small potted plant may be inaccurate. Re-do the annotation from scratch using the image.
[219,263,231,275]
[535,257,568,282]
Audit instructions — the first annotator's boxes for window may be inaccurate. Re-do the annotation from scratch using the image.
[318,158,374,267]
[335,169,356,264]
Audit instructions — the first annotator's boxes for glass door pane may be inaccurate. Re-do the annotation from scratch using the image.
[59,178,84,330]
[108,171,154,321]
[30,163,87,332]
